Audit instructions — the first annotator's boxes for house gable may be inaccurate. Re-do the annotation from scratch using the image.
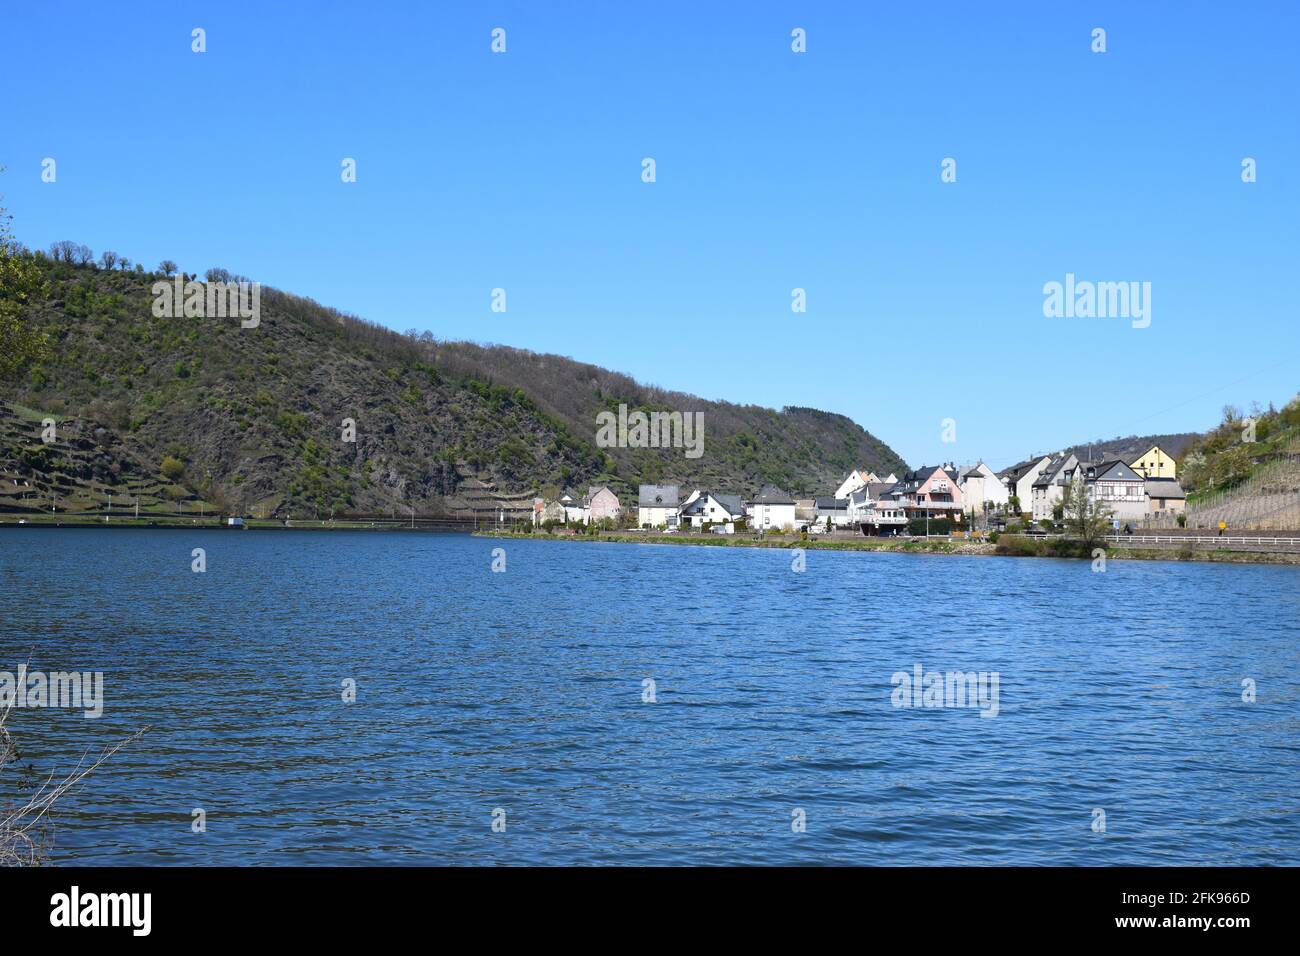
[1091,460,1142,483]
[1131,444,1177,479]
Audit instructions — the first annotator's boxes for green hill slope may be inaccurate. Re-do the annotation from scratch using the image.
[1179,398,1300,499]
[0,256,906,518]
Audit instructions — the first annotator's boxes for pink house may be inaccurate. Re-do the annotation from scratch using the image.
[587,486,621,523]
[885,465,965,521]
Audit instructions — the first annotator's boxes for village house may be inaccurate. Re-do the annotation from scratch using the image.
[559,489,590,525]
[1144,477,1187,515]
[748,485,797,531]
[814,497,853,528]
[861,500,909,535]
[846,488,871,523]
[679,490,744,529]
[886,465,964,522]
[999,455,1053,515]
[958,461,1009,514]
[587,486,620,524]
[1030,454,1080,522]
[845,483,907,531]
[833,468,879,500]
[1083,459,1148,521]
[1130,444,1177,480]
[637,484,680,529]
[848,482,905,524]
[539,499,567,525]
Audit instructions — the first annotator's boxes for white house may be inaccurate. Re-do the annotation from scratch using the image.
[998,456,1053,515]
[847,488,873,523]
[847,482,896,521]
[1030,454,1079,522]
[637,484,680,529]
[748,485,797,531]
[814,497,853,528]
[679,491,744,529]
[833,469,879,500]
[958,461,1009,514]
[559,490,590,525]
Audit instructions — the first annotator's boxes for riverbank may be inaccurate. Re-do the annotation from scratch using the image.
[0,514,476,532]
[7,518,1297,564]
[473,529,1300,565]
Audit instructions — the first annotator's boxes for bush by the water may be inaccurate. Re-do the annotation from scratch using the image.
[907,517,954,536]
[994,534,1098,559]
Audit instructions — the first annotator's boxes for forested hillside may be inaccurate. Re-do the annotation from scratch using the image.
[0,253,906,518]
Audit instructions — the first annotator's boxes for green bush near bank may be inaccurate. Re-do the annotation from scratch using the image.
[907,517,954,535]
[994,534,1099,559]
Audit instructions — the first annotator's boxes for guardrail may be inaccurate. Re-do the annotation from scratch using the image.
[1104,533,1300,546]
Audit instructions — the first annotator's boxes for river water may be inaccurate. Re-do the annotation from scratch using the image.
[1,529,1297,865]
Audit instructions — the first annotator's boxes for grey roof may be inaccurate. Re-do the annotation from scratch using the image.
[815,497,849,511]
[1145,478,1186,499]
[715,494,743,516]
[681,491,744,517]
[894,465,943,491]
[1032,455,1074,488]
[752,485,795,505]
[638,484,679,507]
[998,456,1050,481]
[866,482,894,500]
[1089,460,1142,482]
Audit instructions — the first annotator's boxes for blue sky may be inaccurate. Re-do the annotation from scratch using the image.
[2,1,1297,469]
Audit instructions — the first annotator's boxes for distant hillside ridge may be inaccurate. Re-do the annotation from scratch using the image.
[1064,432,1199,464]
[0,254,906,519]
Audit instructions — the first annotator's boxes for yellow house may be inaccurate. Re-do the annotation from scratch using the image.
[1130,444,1176,479]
